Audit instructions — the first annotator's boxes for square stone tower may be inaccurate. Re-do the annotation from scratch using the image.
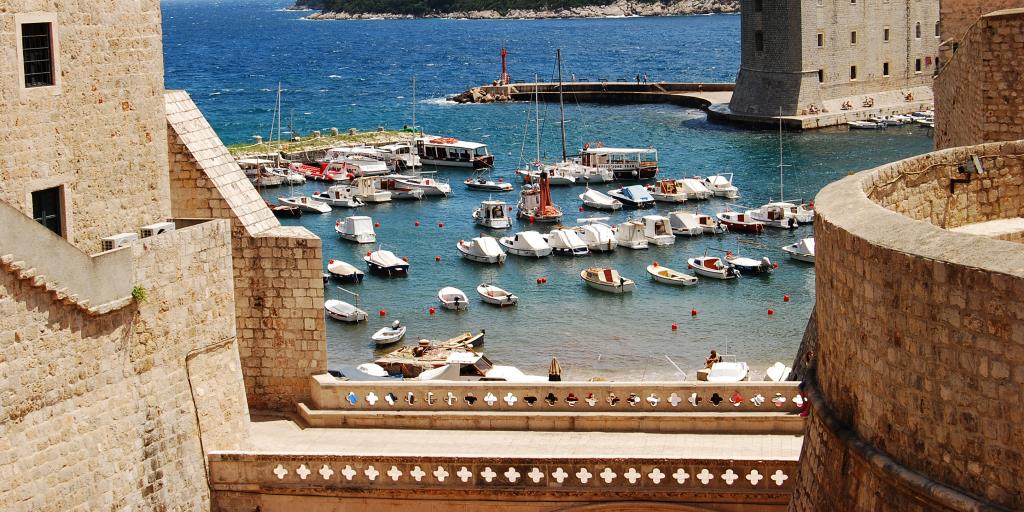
[730,0,940,117]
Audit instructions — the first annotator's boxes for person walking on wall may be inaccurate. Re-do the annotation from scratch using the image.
[636,73,641,84]
[643,73,648,84]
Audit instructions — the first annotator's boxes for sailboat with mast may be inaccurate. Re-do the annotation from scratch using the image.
[544,50,612,184]
[748,112,813,228]
[517,170,563,223]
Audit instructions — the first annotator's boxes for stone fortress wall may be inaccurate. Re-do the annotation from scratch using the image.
[789,140,1024,511]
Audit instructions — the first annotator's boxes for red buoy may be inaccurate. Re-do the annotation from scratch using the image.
[579,206,584,212]
[671,323,678,331]
[438,222,444,228]
[367,251,372,256]
[402,256,409,262]
[497,178,504,182]
[652,261,659,267]
[773,262,779,269]
[691,309,698,316]
[429,307,436,315]
[374,222,380,228]
[379,309,387,317]
[783,295,791,302]
[415,220,421,227]
[329,259,335,264]
[435,255,441,262]
[507,206,513,212]
[536,277,543,284]
[768,308,775,316]
[541,277,548,284]
[529,216,535,224]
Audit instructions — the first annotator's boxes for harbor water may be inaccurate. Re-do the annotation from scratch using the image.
[162,0,935,380]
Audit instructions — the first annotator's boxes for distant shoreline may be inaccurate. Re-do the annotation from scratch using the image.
[293,0,738,20]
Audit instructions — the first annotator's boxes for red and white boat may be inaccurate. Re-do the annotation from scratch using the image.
[716,211,765,234]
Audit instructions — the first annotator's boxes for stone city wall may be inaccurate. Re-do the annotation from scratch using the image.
[0,219,249,512]
[166,91,326,411]
[938,0,1024,45]
[0,1,171,254]
[789,140,1024,511]
[934,9,1024,150]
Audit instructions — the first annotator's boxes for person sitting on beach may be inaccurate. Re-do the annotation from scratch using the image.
[704,350,722,369]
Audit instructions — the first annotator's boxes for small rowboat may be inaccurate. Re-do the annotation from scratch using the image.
[465,177,514,192]
[782,237,815,264]
[580,267,635,294]
[325,300,368,323]
[687,256,739,280]
[646,264,697,286]
[438,287,469,310]
[279,195,332,214]
[327,259,364,283]
[372,320,407,347]
[476,283,519,307]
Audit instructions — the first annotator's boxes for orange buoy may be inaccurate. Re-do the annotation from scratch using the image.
[783,295,791,302]
[379,309,387,317]
[435,255,441,262]
[768,308,775,315]
[691,309,698,316]
[671,323,678,331]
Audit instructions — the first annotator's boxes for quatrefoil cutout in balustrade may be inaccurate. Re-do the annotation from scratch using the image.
[544,393,558,406]
[646,393,660,406]
[729,391,743,407]
[503,392,518,406]
[750,394,765,406]
[484,392,498,406]
[668,392,683,407]
[793,394,805,407]
[346,392,359,406]
[565,393,579,406]
[626,393,641,406]
[772,393,787,407]
[607,393,621,406]
[385,392,397,406]
[688,392,702,407]
[445,392,458,406]
[524,395,538,406]
[464,393,477,406]
[585,393,598,406]
[426,392,436,405]
[405,392,416,405]
[709,393,724,406]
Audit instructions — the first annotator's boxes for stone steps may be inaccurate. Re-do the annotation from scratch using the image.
[0,253,133,316]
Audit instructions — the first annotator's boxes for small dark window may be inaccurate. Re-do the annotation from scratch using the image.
[851,31,857,44]
[935,21,940,37]
[850,66,858,80]
[916,22,921,38]
[32,187,62,236]
[754,0,763,12]
[883,62,890,76]
[817,33,824,47]
[883,28,890,42]
[817,69,824,82]
[915,59,922,72]
[755,31,765,52]
[22,23,54,88]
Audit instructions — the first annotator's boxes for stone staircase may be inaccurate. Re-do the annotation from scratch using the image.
[0,253,132,316]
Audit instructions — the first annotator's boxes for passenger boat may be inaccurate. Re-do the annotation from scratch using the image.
[638,215,675,246]
[607,185,655,209]
[646,263,698,286]
[324,299,368,323]
[782,237,815,263]
[476,284,518,307]
[724,251,774,275]
[371,320,407,347]
[278,195,332,214]
[577,146,659,180]
[580,267,636,294]
[517,172,563,223]
[697,213,727,234]
[326,259,364,283]
[716,211,765,234]
[415,136,494,169]
[336,216,376,244]
[266,200,301,218]
[416,352,547,382]
[748,203,799,229]
[438,286,470,310]
[351,176,391,203]
[393,174,452,197]
[702,174,739,199]
[546,228,590,256]
[614,220,649,250]
[676,178,713,199]
[667,211,703,236]
[574,222,617,252]
[377,177,425,200]
[499,231,552,257]
[579,188,622,210]
[687,255,739,280]
[472,200,512,229]
[312,186,365,208]
[374,332,486,377]
[457,237,507,264]
[364,249,409,277]
[647,179,688,203]
[465,176,514,192]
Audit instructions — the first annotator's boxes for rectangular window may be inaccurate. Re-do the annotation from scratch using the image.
[32,187,62,236]
[817,69,824,83]
[850,31,857,45]
[850,66,858,80]
[817,33,824,47]
[754,0,763,12]
[22,23,54,88]
[755,31,765,52]
[883,28,890,42]
[915,59,922,73]
[883,62,890,76]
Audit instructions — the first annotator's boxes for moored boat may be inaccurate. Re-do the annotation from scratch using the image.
[782,237,815,263]
[472,200,512,229]
[716,211,765,234]
[465,176,514,192]
[279,195,332,214]
[371,320,407,347]
[668,211,703,236]
[476,283,518,307]
[848,120,885,130]
[638,215,675,246]
[702,174,739,199]
[546,228,589,256]
[687,255,739,280]
[457,237,507,264]
[336,216,376,244]
[351,176,392,203]
[676,178,713,200]
[438,286,470,310]
[327,259,364,283]
[574,221,617,252]
[613,220,649,250]
[266,200,301,218]
[378,177,426,200]
[364,249,409,277]
[517,172,563,223]
[607,185,655,209]
[393,174,452,197]
[577,146,659,180]
[724,251,774,275]
[748,203,799,229]
[312,186,365,208]
[325,299,368,323]
[696,213,727,234]
[580,267,636,294]
[415,136,494,169]
[579,188,622,211]
[499,231,552,257]
[646,263,698,286]
[647,179,688,203]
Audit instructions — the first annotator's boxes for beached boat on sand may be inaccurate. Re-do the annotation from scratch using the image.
[416,352,547,382]
[374,332,486,377]
[499,231,552,257]
[580,267,636,294]
[476,283,518,307]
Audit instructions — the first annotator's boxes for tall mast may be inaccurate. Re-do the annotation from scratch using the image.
[276,82,283,146]
[778,108,784,201]
[411,76,417,134]
[534,73,541,165]
[557,49,567,162]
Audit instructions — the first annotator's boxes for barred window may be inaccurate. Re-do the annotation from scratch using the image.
[22,23,54,87]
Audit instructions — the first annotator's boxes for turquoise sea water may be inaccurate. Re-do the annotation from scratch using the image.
[162,0,934,380]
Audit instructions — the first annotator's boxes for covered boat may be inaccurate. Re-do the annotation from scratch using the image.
[326,259,364,283]
[457,237,507,264]
[546,228,589,256]
[324,299,368,323]
[472,200,511,229]
[364,249,409,277]
[476,284,518,307]
[782,237,815,263]
[702,174,739,199]
[580,267,636,294]
[574,222,617,252]
[639,215,675,246]
[579,188,622,211]
[687,256,739,280]
[278,195,332,214]
[646,264,698,286]
[438,286,470,310]
[725,252,774,275]
[668,211,703,236]
[313,186,365,208]
[647,179,688,203]
[517,172,563,223]
[607,185,655,209]
[676,178,713,200]
[465,176,514,192]
[374,332,485,377]
[614,220,649,250]
[336,216,376,244]
[371,320,407,347]
[716,211,765,234]
[499,231,552,257]
[416,352,546,382]
[697,213,727,234]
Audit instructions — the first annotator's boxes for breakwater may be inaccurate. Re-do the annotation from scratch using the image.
[451,81,735,109]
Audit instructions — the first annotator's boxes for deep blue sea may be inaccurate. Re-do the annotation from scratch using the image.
[162,0,934,380]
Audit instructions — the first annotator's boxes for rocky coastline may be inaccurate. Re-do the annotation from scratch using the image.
[299,0,738,20]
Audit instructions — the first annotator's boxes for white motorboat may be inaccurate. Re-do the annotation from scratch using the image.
[393,175,452,197]
[472,200,512,229]
[371,320,407,347]
[324,151,391,177]
[546,228,589,256]
[749,203,799,229]
[647,179,688,203]
[776,201,815,224]
[716,211,765,234]
[476,283,518,307]
[725,252,774,275]
[765,361,792,382]
[646,264,698,286]
[438,286,470,310]
[696,213,727,234]
[879,115,914,126]
[355,363,390,378]
[499,231,552,257]
[326,259,364,283]
[687,255,739,280]
[579,188,623,211]
[325,299,368,323]
[848,120,885,130]
[336,216,376,244]
[378,142,421,170]
[378,177,425,200]
[613,220,649,250]
[518,166,576,186]
[312,186,365,208]
[782,237,815,263]
[702,174,739,199]
[639,215,675,246]
[415,136,494,169]
[457,236,507,264]
[364,249,409,277]
[351,176,392,203]
[465,176,514,192]
[416,352,547,382]
[546,160,613,184]
[580,267,635,294]
[668,211,704,236]
[574,222,617,252]
[279,195,332,214]
[675,178,713,200]
[707,358,750,382]
[607,185,655,209]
